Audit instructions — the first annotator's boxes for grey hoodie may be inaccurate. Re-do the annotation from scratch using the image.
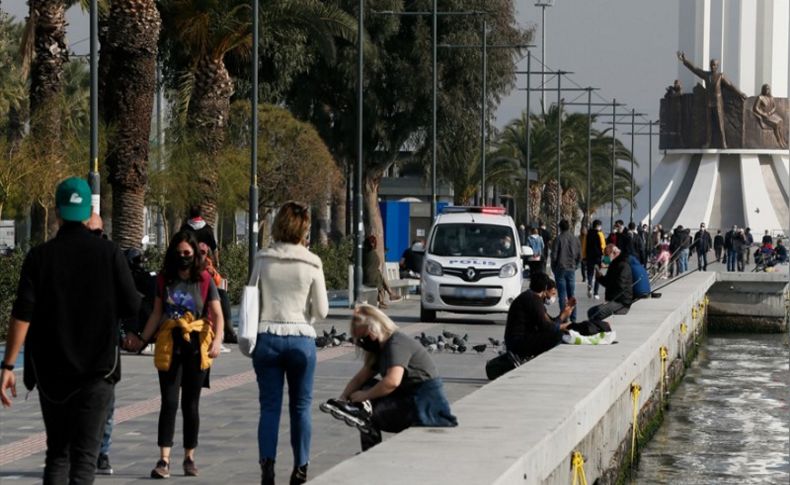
[551,230,581,271]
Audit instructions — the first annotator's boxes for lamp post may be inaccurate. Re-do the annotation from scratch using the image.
[621,120,659,229]
[88,0,99,213]
[534,0,554,112]
[354,0,364,302]
[248,0,259,275]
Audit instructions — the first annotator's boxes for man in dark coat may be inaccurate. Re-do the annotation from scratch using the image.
[589,244,633,320]
[713,229,724,262]
[693,223,713,271]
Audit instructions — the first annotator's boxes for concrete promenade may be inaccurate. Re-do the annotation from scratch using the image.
[0,259,781,483]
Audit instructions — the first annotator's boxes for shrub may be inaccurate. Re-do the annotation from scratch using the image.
[312,238,353,290]
[0,250,25,340]
[219,243,248,304]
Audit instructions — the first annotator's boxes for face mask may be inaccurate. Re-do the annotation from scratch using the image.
[544,295,557,305]
[602,255,612,265]
[356,336,380,353]
[503,242,511,249]
[178,255,194,270]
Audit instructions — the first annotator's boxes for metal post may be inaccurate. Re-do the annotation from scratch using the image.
[88,0,99,213]
[354,0,364,302]
[629,108,635,223]
[648,120,653,232]
[525,52,531,226]
[480,18,487,204]
[540,4,546,111]
[431,0,437,220]
[586,88,592,226]
[611,99,616,231]
[155,62,164,248]
[248,0,259,275]
[556,74,562,226]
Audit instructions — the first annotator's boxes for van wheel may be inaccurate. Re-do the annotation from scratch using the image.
[420,306,436,322]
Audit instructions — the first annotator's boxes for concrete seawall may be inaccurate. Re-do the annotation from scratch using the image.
[310,271,787,485]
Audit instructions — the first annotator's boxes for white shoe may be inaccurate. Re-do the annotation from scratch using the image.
[594,294,601,300]
[220,344,232,353]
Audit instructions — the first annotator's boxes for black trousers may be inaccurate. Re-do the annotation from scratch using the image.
[157,338,208,449]
[359,382,416,451]
[39,378,114,485]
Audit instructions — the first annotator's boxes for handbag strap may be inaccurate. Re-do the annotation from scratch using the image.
[247,257,262,286]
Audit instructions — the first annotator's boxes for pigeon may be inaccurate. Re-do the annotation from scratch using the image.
[329,325,337,337]
[457,344,467,354]
[315,336,330,348]
[335,332,348,343]
[421,332,437,345]
[446,343,458,353]
[418,333,433,347]
[488,337,501,347]
[462,333,469,341]
[323,329,331,339]
[437,341,446,351]
[427,343,438,353]
[332,338,341,347]
[452,336,465,347]
[472,344,487,354]
[442,330,459,339]
[437,335,445,343]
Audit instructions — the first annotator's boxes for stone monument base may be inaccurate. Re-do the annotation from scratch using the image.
[639,150,790,234]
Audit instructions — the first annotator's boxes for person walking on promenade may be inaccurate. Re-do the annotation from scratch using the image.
[132,230,224,478]
[251,202,328,485]
[526,227,545,276]
[713,229,724,262]
[669,225,683,276]
[363,235,402,308]
[693,223,712,271]
[724,225,737,270]
[733,229,748,272]
[590,244,633,320]
[744,227,754,265]
[585,220,606,300]
[321,304,457,452]
[538,220,552,273]
[1,177,140,484]
[551,219,581,322]
[579,226,587,283]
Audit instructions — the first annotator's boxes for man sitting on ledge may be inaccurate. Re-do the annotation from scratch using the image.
[504,273,574,361]
[590,244,633,320]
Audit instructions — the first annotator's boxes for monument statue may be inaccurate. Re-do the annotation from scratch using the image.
[677,51,747,148]
[752,84,788,149]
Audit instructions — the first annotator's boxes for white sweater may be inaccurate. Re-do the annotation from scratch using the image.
[253,242,329,338]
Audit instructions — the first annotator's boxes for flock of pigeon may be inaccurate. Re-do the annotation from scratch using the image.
[314,326,501,355]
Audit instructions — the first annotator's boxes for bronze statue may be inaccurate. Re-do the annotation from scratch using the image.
[752,84,788,149]
[664,79,682,99]
[677,51,747,148]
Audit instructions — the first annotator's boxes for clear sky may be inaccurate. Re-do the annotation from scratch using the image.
[5,0,678,211]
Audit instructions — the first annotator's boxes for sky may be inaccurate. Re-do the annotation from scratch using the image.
[4,0,678,202]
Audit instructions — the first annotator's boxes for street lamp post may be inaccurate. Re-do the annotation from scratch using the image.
[525,52,531,226]
[354,0,364,302]
[535,0,554,112]
[480,18,487,203]
[248,0,259,275]
[89,0,99,213]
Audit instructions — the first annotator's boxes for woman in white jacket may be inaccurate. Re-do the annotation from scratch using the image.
[254,202,328,485]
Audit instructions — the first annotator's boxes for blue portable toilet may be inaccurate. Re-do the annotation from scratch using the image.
[379,201,410,262]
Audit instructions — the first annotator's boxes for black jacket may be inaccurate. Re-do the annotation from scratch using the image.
[585,229,604,263]
[504,290,561,359]
[714,234,724,249]
[598,255,633,306]
[13,223,140,397]
[693,230,712,252]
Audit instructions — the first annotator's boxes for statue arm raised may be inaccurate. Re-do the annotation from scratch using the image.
[677,51,706,79]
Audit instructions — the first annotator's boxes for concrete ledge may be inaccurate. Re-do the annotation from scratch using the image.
[311,272,717,485]
[708,272,789,332]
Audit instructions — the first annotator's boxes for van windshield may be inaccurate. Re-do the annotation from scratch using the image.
[430,224,516,258]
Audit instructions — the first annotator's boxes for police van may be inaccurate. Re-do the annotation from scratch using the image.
[419,206,532,322]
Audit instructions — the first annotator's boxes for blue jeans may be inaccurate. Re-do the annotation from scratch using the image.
[727,249,738,271]
[99,394,115,455]
[253,333,316,467]
[554,268,577,322]
[677,249,689,274]
[697,251,708,271]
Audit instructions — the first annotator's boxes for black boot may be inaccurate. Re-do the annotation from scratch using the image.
[290,464,308,485]
[260,458,275,485]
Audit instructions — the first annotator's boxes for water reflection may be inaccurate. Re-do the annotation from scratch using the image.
[635,333,789,484]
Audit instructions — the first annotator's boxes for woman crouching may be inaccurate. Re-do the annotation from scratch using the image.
[321,304,457,451]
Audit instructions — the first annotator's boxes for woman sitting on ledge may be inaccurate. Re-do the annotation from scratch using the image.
[320,304,457,451]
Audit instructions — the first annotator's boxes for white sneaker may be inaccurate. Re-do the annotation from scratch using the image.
[220,344,232,353]
[587,287,592,298]
[141,344,155,355]
[594,294,601,300]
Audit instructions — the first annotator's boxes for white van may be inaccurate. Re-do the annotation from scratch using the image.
[419,207,532,322]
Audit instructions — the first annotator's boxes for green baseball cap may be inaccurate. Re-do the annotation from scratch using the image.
[55,177,92,222]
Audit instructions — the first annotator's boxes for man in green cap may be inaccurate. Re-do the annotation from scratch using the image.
[0,177,140,484]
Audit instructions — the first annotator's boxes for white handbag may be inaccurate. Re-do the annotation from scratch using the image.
[238,260,261,357]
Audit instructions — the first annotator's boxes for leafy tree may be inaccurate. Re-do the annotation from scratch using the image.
[491,104,636,229]
[288,0,529,263]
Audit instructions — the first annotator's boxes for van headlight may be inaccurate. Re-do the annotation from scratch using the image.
[499,262,518,278]
[425,259,443,276]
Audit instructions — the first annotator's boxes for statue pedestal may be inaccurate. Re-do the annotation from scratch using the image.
[638,150,790,234]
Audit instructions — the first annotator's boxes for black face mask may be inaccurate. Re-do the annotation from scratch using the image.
[178,255,194,270]
[356,336,380,353]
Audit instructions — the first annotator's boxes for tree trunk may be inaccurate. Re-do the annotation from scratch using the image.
[330,172,347,242]
[314,182,331,246]
[6,105,26,156]
[188,55,234,228]
[528,183,542,225]
[103,0,160,249]
[363,173,386,266]
[28,0,68,244]
[542,179,560,234]
[561,187,579,228]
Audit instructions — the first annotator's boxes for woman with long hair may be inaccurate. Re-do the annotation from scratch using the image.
[135,230,224,478]
[253,202,328,485]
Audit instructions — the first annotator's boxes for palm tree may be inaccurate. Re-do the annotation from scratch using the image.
[491,104,635,229]
[100,0,161,249]
[159,0,356,227]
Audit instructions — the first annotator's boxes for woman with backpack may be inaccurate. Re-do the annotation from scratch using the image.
[134,230,224,478]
